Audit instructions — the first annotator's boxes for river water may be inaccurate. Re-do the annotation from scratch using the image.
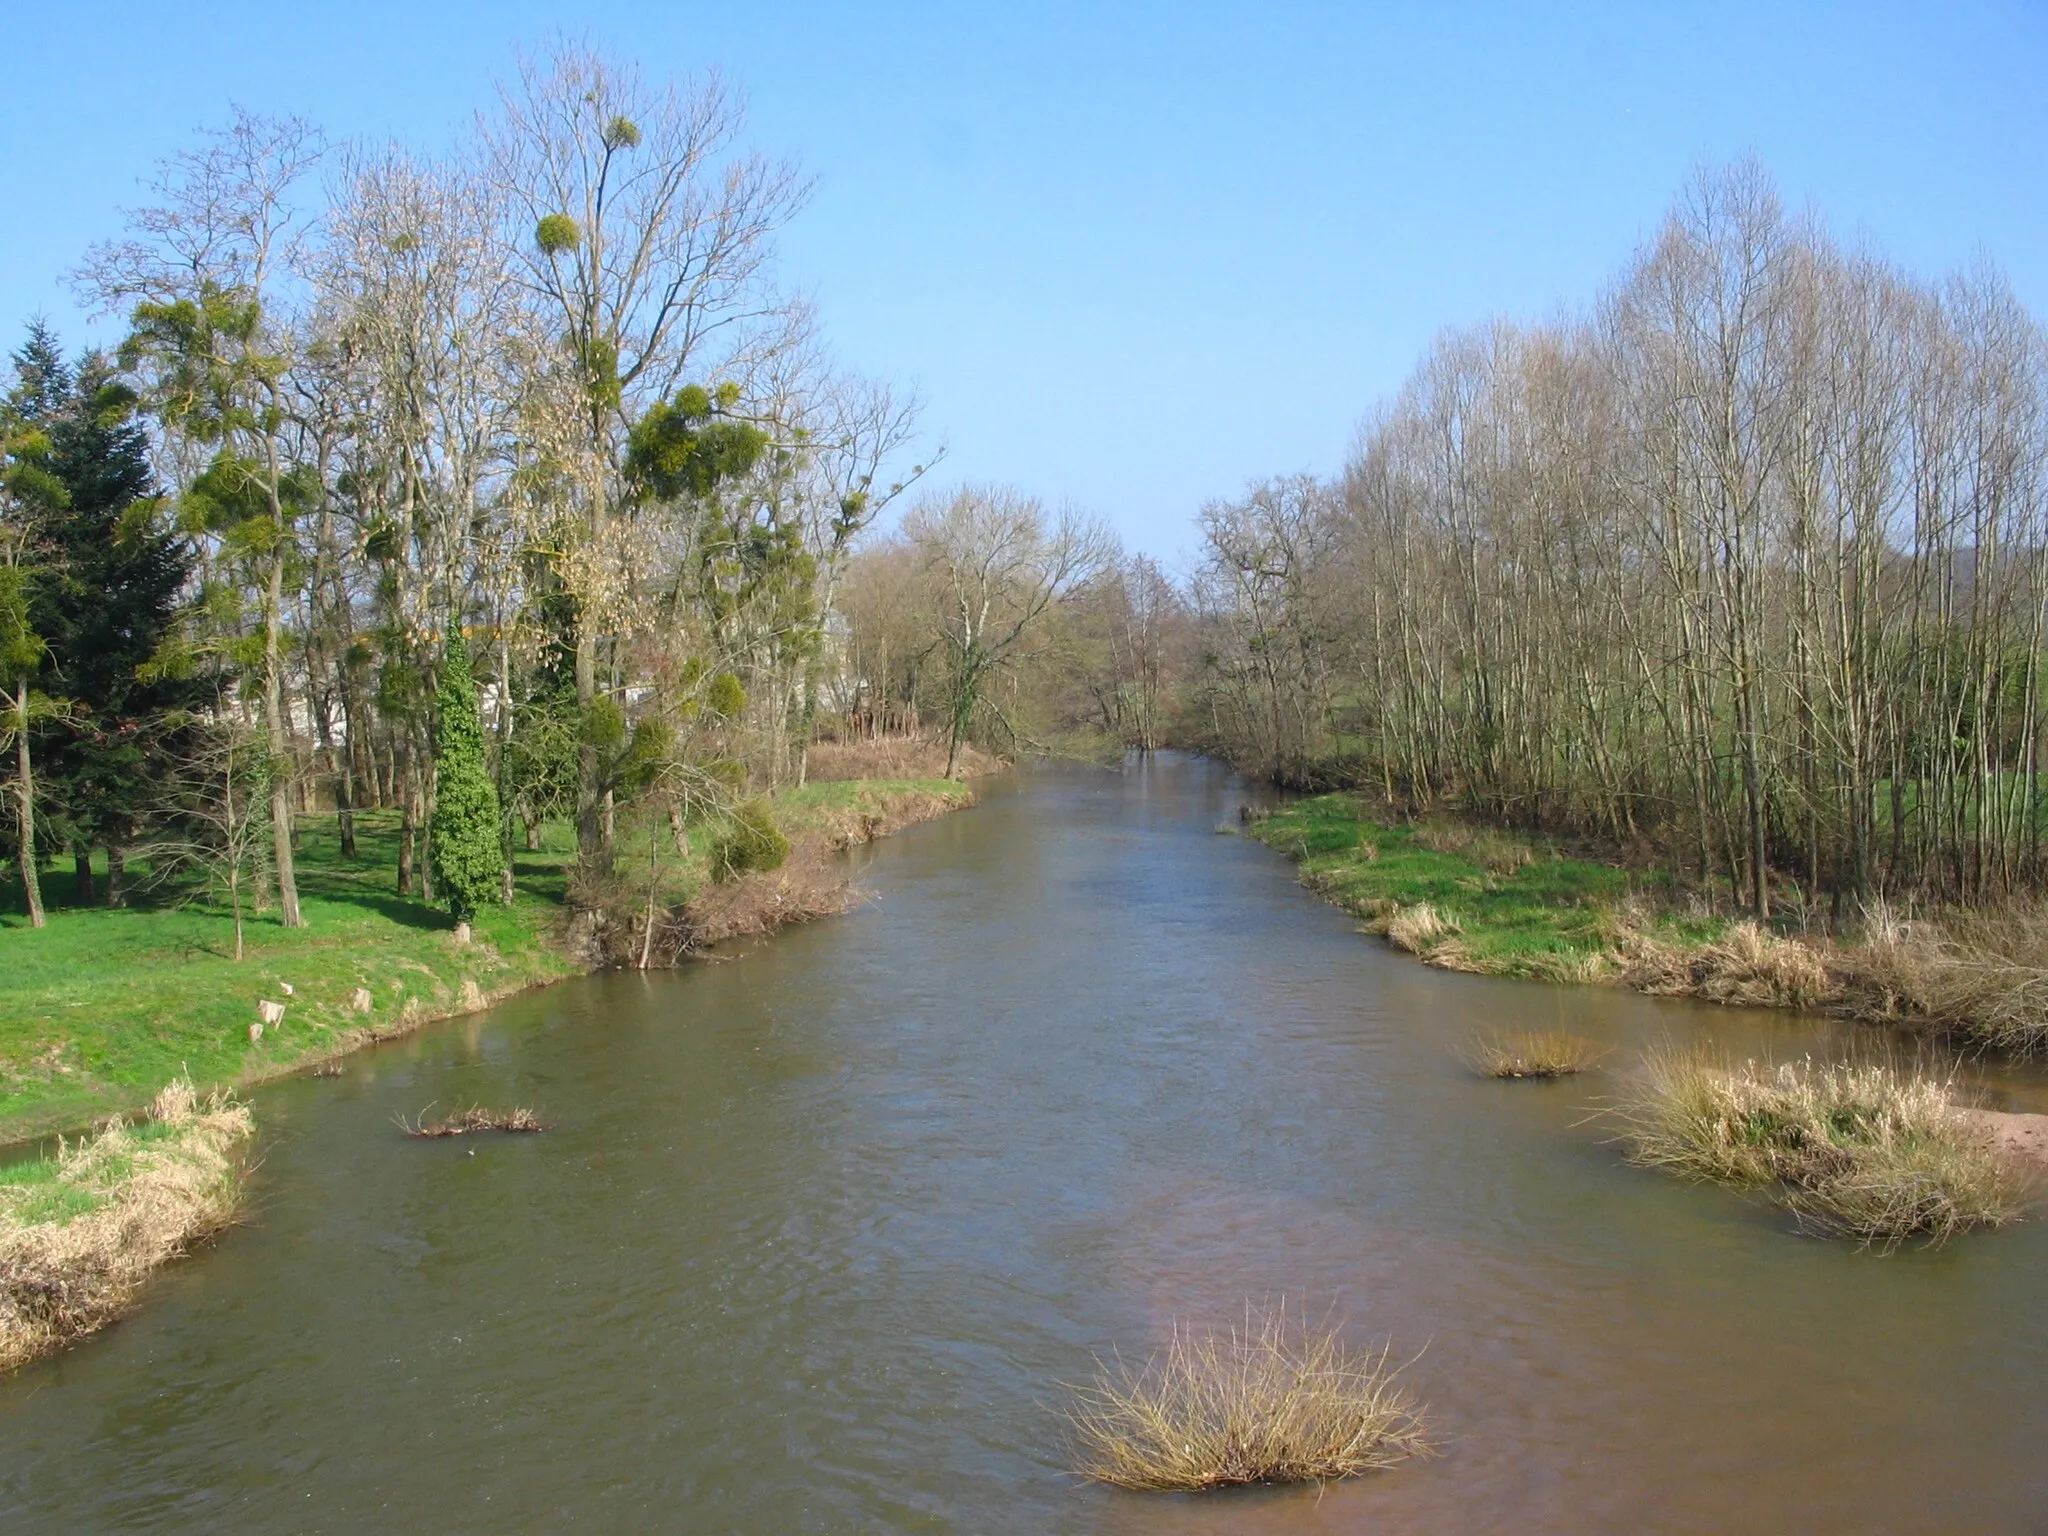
[2,756,2044,1533]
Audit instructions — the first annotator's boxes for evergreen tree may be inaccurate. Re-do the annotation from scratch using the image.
[1,322,74,925]
[429,624,504,932]
[29,344,196,900]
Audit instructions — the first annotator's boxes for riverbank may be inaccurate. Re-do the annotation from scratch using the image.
[0,1079,251,1370]
[1,775,977,1146]
[1248,794,2048,1058]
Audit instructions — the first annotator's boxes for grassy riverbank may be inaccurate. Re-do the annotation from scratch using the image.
[1,776,975,1144]
[1246,795,1695,979]
[1,1079,252,1369]
[1248,794,2048,1048]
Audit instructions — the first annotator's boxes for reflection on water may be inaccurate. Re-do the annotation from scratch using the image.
[2,756,2043,1534]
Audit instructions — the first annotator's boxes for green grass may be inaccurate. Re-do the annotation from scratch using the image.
[0,809,580,1143]
[0,779,974,1144]
[1248,795,1702,978]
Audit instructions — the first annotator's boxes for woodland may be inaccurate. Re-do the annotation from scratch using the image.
[4,47,2046,946]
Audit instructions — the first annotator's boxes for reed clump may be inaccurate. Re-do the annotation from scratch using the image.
[1,1078,252,1371]
[1616,919,1835,1010]
[1608,1049,2029,1249]
[399,1105,549,1137]
[1413,821,1535,875]
[1466,1028,1605,1078]
[1386,902,1458,956]
[1841,901,2048,1054]
[1064,1303,1433,1492]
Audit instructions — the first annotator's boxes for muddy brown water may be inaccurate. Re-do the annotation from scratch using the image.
[3,756,2045,1534]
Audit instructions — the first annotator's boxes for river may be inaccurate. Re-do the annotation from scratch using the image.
[2,755,2044,1533]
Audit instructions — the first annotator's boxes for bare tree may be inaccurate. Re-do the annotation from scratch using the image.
[485,42,808,873]
[901,487,1110,775]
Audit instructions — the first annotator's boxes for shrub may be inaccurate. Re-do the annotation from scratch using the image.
[1607,1049,2029,1249]
[1064,1302,1433,1491]
[1466,1028,1605,1078]
[711,798,789,881]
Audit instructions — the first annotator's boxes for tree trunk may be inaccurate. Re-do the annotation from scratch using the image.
[397,742,416,897]
[573,466,611,876]
[73,846,94,905]
[264,555,304,927]
[14,684,43,929]
[107,843,128,907]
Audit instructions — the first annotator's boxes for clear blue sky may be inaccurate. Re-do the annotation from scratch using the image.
[5,2,2043,558]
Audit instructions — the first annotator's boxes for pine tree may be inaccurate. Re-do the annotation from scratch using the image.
[429,624,504,935]
[31,345,196,901]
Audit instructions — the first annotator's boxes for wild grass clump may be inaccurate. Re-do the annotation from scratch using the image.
[1608,1049,2029,1249]
[1386,902,1458,955]
[1413,821,1535,875]
[1842,900,2048,1053]
[399,1105,549,1137]
[1617,919,1835,1009]
[1465,1028,1605,1078]
[1,1077,252,1370]
[1064,1303,1433,1491]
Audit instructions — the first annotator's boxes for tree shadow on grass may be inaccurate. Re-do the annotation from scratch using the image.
[300,884,452,932]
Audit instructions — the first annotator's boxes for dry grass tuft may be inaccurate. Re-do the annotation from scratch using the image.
[1617,920,1835,1010]
[1840,901,2048,1053]
[1064,1302,1433,1491]
[1465,1028,1606,1078]
[802,737,999,782]
[1607,1048,2030,1249]
[1386,902,1459,956]
[1413,821,1535,874]
[398,1105,549,1137]
[1519,949,1614,985]
[1420,938,1487,973]
[1,1078,252,1371]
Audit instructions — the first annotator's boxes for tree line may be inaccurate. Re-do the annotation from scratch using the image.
[0,47,941,936]
[1187,163,2048,914]
[17,116,2035,939]
[0,42,1189,943]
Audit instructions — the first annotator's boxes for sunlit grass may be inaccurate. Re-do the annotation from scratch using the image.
[0,811,579,1141]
